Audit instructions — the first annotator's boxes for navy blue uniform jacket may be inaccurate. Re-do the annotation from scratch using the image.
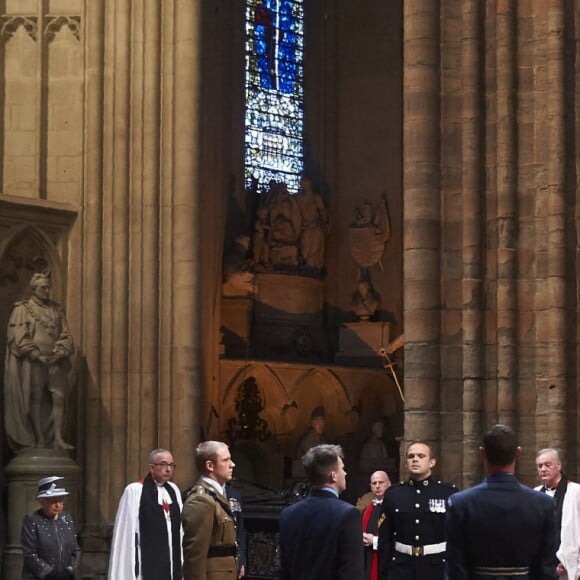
[445,473,558,580]
[279,488,364,580]
[378,477,458,580]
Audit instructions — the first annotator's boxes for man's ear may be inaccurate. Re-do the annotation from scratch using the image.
[429,457,436,469]
[479,447,486,461]
[514,446,522,461]
[205,459,214,473]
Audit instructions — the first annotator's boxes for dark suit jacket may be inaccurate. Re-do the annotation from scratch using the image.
[445,473,558,580]
[279,488,364,580]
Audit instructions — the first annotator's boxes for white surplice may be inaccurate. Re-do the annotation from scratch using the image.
[108,480,183,580]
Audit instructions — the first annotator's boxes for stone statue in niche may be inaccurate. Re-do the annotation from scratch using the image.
[222,234,256,297]
[251,177,329,276]
[226,376,271,443]
[359,420,390,472]
[295,175,329,273]
[4,272,75,452]
[351,279,381,321]
[296,406,328,458]
[349,194,391,276]
[265,181,302,268]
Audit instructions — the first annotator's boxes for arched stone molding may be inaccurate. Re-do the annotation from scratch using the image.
[291,367,355,443]
[220,364,289,437]
[0,16,38,42]
[0,224,65,299]
[44,16,81,42]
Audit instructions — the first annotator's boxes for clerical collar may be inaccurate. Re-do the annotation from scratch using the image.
[544,475,562,492]
[202,476,226,496]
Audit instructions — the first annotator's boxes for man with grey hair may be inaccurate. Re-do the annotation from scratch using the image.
[279,444,363,580]
[535,448,580,579]
[108,448,183,580]
[182,440,238,580]
[4,271,75,451]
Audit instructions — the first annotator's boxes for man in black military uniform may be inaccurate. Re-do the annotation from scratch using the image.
[378,440,457,579]
[445,425,558,580]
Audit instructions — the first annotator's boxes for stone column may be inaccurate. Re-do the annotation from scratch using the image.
[79,0,105,561]
[125,0,162,478]
[495,0,518,427]
[159,0,201,487]
[403,0,442,451]
[461,0,485,488]
[80,1,202,570]
[543,1,567,452]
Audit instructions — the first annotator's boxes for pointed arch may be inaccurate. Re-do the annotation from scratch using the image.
[0,224,65,299]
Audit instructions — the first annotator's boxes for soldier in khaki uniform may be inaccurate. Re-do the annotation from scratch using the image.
[182,441,238,580]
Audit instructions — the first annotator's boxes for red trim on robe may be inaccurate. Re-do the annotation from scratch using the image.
[362,503,379,580]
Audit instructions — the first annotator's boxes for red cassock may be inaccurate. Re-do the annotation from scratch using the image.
[362,503,382,580]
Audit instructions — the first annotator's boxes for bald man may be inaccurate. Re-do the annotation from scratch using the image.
[362,471,391,580]
[535,448,580,579]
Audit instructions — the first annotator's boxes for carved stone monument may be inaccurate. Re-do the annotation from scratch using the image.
[4,272,75,452]
[2,271,80,579]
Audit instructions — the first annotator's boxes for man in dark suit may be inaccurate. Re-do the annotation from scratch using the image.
[279,443,363,580]
[445,424,558,580]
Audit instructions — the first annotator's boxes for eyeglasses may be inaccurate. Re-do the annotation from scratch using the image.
[152,462,176,469]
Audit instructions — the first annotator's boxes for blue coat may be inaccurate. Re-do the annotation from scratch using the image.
[445,473,558,580]
[279,488,364,580]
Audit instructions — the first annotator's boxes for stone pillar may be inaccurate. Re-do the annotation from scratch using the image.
[80,0,202,571]
[495,0,518,428]
[80,0,106,564]
[543,1,567,454]
[159,0,201,486]
[403,0,441,452]
[461,0,485,488]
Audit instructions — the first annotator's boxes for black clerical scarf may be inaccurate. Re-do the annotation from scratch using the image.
[138,473,182,580]
[553,475,568,538]
[366,503,382,535]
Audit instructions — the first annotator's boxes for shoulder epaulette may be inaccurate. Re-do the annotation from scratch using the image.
[183,484,209,501]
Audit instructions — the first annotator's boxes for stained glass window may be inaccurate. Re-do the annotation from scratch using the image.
[245,0,304,194]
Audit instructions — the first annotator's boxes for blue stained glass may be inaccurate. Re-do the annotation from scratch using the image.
[245,0,304,194]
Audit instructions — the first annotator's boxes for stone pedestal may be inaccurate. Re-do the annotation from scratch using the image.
[2,449,81,580]
[335,321,390,364]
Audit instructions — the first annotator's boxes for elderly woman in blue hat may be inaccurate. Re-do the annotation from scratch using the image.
[20,476,80,579]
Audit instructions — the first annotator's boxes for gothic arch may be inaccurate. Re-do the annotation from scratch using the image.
[221,364,290,438]
[0,224,65,299]
[291,368,356,442]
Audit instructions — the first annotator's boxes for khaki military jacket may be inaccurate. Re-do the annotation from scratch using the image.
[182,479,237,580]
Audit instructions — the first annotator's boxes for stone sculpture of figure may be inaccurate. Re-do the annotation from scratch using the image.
[351,279,380,321]
[352,200,373,227]
[359,420,390,472]
[269,184,301,245]
[253,206,270,266]
[296,406,328,458]
[296,175,329,270]
[222,235,256,297]
[4,272,75,452]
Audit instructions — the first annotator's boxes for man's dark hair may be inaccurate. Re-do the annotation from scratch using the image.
[482,424,519,466]
[302,444,343,486]
[406,440,435,459]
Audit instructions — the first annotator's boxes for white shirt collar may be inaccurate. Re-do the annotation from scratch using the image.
[201,476,226,496]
